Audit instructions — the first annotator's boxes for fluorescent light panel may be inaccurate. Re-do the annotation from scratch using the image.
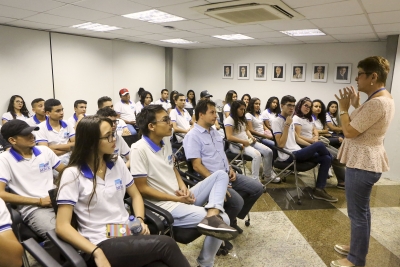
[213,34,253,40]
[72,22,120,32]
[123,9,185,23]
[280,29,325,36]
[161,39,198,44]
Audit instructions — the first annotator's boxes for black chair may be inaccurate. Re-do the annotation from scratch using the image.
[122,134,139,148]
[22,238,63,267]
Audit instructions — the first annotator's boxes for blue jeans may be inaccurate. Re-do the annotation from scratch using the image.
[126,124,137,135]
[261,138,277,160]
[346,167,381,266]
[170,170,229,267]
[285,142,332,188]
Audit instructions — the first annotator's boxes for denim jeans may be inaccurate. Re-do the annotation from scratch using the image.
[346,167,381,266]
[285,142,332,188]
[261,138,277,161]
[126,124,137,135]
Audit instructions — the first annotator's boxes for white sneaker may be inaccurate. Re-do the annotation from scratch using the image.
[328,167,333,177]
[264,171,281,183]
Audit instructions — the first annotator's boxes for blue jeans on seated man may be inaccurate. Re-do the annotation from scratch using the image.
[126,124,137,135]
[284,142,332,189]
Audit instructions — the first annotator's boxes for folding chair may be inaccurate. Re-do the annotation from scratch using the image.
[22,238,63,267]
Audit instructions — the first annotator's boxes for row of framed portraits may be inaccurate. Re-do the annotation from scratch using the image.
[222,63,352,83]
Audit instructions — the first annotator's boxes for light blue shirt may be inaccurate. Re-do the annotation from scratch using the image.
[183,123,229,173]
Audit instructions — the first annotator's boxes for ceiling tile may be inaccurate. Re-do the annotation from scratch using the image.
[45,5,113,21]
[6,20,60,30]
[322,25,374,35]
[369,11,400,25]
[281,0,347,9]
[137,33,175,40]
[0,16,16,23]
[94,16,149,28]
[130,0,193,8]
[185,35,219,42]
[293,35,336,41]
[202,40,244,47]
[331,33,378,40]
[310,14,369,28]
[261,19,317,31]
[53,0,81,3]
[194,18,233,28]
[157,0,209,20]
[247,31,286,38]
[189,28,235,36]
[373,23,400,33]
[361,0,400,13]
[74,0,150,15]
[295,0,363,19]
[162,30,204,38]
[340,38,379,42]
[223,24,271,33]
[131,22,180,33]
[162,20,212,31]
[111,28,149,36]
[0,0,65,12]
[303,39,340,44]
[267,37,303,44]
[23,13,85,27]
[0,5,37,19]
[232,39,269,45]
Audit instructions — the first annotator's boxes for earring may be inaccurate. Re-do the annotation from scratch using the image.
[371,82,374,86]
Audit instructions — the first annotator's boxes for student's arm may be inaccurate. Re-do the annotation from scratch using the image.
[122,128,131,136]
[191,158,212,178]
[0,183,51,207]
[224,126,250,147]
[224,111,230,118]
[172,122,189,134]
[0,230,23,267]
[326,121,342,133]
[214,120,221,130]
[263,119,272,129]
[125,183,149,235]
[295,132,311,146]
[273,119,291,148]
[247,120,267,138]
[1,120,7,125]
[294,124,315,144]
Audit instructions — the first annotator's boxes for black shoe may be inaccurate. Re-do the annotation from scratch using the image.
[336,183,345,190]
[222,240,233,250]
[197,215,238,241]
[232,224,243,234]
[312,188,338,203]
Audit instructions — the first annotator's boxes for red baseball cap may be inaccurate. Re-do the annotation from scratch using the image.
[119,88,129,96]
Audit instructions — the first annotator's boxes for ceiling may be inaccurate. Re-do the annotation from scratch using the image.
[0,0,399,49]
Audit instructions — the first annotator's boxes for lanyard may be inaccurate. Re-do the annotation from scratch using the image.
[366,88,386,102]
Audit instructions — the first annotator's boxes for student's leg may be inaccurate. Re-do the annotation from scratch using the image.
[261,138,277,160]
[232,173,263,219]
[126,124,137,135]
[253,142,273,176]
[224,188,244,226]
[332,159,346,185]
[230,145,261,179]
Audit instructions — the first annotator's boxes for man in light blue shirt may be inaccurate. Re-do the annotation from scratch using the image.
[183,100,263,234]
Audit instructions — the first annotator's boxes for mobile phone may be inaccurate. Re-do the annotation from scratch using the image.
[106,224,130,238]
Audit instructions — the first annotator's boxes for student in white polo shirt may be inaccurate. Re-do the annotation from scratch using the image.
[26,98,46,127]
[97,96,131,136]
[36,99,75,168]
[135,90,154,115]
[56,116,190,267]
[0,198,24,267]
[0,120,65,256]
[114,88,137,135]
[132,105,238,267]
[96,107,130,168]
[154,89,171,112]
[2,95,30,125]
[169,93,193,143]
[67,100,87,129]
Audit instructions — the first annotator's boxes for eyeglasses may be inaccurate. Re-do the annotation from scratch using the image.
[357,72,371,77]
[111,120,119,125]
[100,132,116,143]
[152,116,171,124]
[303,104,311,109]
[15,100,23,104]
[285,104,295,108]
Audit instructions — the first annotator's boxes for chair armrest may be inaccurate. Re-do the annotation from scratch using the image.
[143,199,175,226]
[22,238,63,267]
[46,230,87,267]
[175,133,185,139]
[231,165,242,174]
[271,145,296,160]
[224,138,243,151]
[182,171,204,184]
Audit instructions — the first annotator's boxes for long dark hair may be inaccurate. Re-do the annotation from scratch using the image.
[7,95,30,119]
[312,99,327,125]
[187,90,196,108]
[140,91,153,105]
[57,116,116,210]
[327,101,339,116]
[241,94,251,102]
[170,90,178,109]
[294,97,312,122]
[230,100,247,132]
[224,90,237,107]
[264,96,280,115]
[247,98,261,115]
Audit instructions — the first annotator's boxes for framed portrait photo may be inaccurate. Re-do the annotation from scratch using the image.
[254,64,267,81]
[238,64,250,80]
[311,64,328,83]
[222,64,233,79]
[334,64,352,84]
[291,63,306,82]
[272,63,285,81]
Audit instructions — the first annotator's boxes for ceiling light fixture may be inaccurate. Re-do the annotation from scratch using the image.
[213,34,254,40]
[122,9,185,23]
[71,22,120,32]
[160,39,198,44]
[280,29,325,36]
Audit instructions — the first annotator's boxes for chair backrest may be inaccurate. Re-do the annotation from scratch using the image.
[122,134,139,148]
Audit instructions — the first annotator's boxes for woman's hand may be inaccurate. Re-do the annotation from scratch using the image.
[93,248,111,267]
[335,87,352,112]
[347,86,360,108]
[242,140,250,147]
[140,223,150,235]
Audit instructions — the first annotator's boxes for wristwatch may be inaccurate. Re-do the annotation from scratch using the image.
[339,111,348,116]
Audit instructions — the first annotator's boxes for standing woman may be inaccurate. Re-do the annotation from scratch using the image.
[223,90,237,118]
[56,116,190,267]
[331,56,395,267]
[326,101,343,135]
[241,94,251,109]
[2,95,30,124]
[185,90,196,116]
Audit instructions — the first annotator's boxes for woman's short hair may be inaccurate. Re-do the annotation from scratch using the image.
[357,56,390,85]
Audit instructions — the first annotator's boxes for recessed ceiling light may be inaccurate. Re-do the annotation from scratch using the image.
[213,34,254,40]
[160,39,198,44]
[280,29,326,37]
[122,9,185,23]
[71,22,120,32]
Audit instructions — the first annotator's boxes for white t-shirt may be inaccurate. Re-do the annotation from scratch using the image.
[245,113,265,134]
[0,146,60,219]
[130,136,181,213]
[67,113,86,129]
[312,115,324,130]
[261,109,276,122]
[114,135,130,158]
[224,116,248,140]
[293,115,314,139]
[116,119,127,136]
[135,102,144,115]
[26,115,44,127]
[57,157,133,245]
[2,112,28,122]
[169,108,192,143]
[223,104,231,113]
[114,100,136,122]
[154,99,171,111]
[271,115,301,161]
[0,198,12,233]
[184,99,193,109]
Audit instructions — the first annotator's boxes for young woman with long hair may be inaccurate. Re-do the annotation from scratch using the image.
[224,100,278,182]
[2,95,30,124]
[135,91,153,115]
[241,94,251,108]
[170,90,179,110]
[326,101,343,134]
[184,90,196,117]
[293,97,319,145]
[261,96,280,129]
[56,116,190,267]
[223,90,237,118]
[246,98,275,148]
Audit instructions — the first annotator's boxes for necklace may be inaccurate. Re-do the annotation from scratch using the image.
[366,88,386,102]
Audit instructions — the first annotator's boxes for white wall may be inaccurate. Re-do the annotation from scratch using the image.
[383,41,400,181]
[0,25,53,115]
[186,42,386,106]
[172,48,187,93]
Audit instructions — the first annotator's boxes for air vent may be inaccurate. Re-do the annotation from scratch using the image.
[192,0,303,25]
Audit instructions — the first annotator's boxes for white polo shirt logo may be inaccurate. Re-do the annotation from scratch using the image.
[39,161,51,173]
[114,178,123,191]
[168,154,173,165]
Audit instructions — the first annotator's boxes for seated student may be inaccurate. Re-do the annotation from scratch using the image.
[0,133,11,154]
[183,100,263,235]
[241,94,251,109]
[97,96,131,136]
[67,100,87,129]
[184,90,196,116]
[96,107,130,168]
[198,90,224,136]
[114,88,137,136]
[26,98,46,127]
[326,100,344,136]
[136,87,144,105]
[0,198,24,267]
[2,95,30,125]
[223,90,237,118]
[36,99,75,168]
[271,95,338,202]
[131,105,238,267]
[56,116,190,267]
[155,89,171,112]
[0,120,65,256]
[262,96,281,127]
[225,100,278,182]
[170,93,193,143]
[293,97,320,145]
[135,90,153,115]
